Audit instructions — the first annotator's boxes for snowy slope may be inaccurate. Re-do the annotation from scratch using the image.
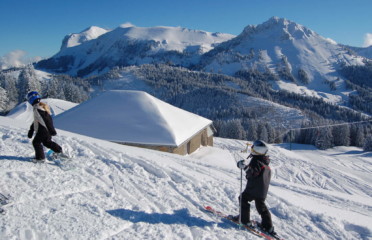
[0,116,371,240]
[6,98,77,125]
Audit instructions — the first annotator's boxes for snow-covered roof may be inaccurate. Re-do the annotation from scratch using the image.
[54,90,212,146]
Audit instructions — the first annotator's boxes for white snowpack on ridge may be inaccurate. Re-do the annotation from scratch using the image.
[54,24,235,76]
[61,24,235,54]
[61,26,111,49]
[54,90,212,146]
[0,115,371,240]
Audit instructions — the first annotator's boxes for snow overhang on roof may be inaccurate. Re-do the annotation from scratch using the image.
[54,90,212,146]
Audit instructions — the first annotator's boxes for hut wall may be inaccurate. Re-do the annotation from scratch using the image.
[114,126,213,156]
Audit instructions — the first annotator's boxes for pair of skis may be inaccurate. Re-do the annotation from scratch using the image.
[31,150,75,171]
[47,150,75,171]
[204,206,283,240]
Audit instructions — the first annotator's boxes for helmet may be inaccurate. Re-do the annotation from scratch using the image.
[27,91,41,105]
[251,140,268,155]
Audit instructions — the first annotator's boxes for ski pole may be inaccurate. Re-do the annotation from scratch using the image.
[239,167,243,225]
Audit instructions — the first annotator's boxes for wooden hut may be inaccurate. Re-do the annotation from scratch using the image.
[55,90,213,155]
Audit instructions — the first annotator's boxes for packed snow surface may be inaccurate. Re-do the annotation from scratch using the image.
[0,114,371,240]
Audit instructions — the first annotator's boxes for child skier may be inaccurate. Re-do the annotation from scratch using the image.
[233,140,276,236]
[26,91,63,162]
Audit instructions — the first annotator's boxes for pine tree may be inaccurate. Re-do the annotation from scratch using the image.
[0,87,8,112]
[332,125,350,146]
[0,74,18,107]
[17,67,40,103]
[219,119,246,140]
[364,136,372,151]
[246,120,258,141]
[354,125,365,147]
[265,123,276,143]
[258,124,269,142]
[315,127,334,150]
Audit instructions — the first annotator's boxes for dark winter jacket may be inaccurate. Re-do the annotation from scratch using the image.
[243,155,271,199]
[28,108,57,138]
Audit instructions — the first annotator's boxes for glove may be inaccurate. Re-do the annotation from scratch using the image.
[27,130,33,139]
[237,160,246,169]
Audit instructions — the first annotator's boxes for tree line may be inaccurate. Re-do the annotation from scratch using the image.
[1,63,371,150]
[0,66,89,113]
[92,64,371,149]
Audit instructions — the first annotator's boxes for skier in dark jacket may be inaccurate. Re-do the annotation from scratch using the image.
[26,91,62,162]
[233,140,276,235]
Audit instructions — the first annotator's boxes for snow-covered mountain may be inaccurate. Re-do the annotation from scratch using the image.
[34,17,371,106]
[200,17,366,103]
[0,112,371,239]
[36,24,235,77]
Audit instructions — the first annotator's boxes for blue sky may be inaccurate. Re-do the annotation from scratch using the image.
[0,0,371,62]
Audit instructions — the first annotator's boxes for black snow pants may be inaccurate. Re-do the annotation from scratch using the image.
[33,131,62,160]
[239,192,273,230]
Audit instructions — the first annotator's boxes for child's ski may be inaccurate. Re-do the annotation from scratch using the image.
[47,150,76,171]
[204,206,284,240]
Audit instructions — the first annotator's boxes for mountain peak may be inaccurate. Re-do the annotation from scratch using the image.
[265,16,290,25]
[240,17,315,41]
[60,26,110,50]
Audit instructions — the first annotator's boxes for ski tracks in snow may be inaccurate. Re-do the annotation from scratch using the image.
[217,139,372,240]
[1,121,371,240]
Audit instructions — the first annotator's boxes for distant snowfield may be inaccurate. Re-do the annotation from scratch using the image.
[0,116,371,240]
[272,81,344,104]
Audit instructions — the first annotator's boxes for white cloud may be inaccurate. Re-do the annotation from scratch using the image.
[120,22,135,28]
[325,38,337,45]
[0,50,27,69]
[363,33,372,47]
[0,50,41,70]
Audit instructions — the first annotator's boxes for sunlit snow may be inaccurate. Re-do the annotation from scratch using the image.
[0,99,371,240]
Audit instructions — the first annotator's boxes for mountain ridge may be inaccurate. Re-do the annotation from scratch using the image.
[35,17,369,98]
[37,24,235,77]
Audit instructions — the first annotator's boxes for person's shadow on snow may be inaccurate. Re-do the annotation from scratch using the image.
[107,208,233,229]
[0,156,32,162]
